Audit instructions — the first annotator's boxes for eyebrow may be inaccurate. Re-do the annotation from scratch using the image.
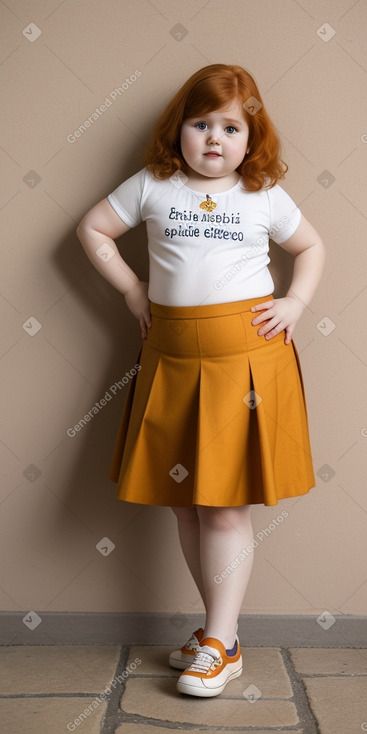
[191,115,244,125]
[222,118,244,125]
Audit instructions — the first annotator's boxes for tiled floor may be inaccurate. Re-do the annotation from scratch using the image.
[0,643,366,733]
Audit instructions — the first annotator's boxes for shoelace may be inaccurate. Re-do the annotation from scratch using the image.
[186,634,199,651]
[188,650,222,674]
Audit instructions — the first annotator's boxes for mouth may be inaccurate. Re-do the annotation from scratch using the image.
[204,152,221,158]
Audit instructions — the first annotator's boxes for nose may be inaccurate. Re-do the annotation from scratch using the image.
[207,127,221,145]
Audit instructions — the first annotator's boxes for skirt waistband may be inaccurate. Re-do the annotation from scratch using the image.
[149,294,274,320]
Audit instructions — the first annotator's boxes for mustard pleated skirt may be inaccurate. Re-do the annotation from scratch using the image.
[108,294,316,507]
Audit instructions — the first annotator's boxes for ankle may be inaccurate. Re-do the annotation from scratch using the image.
[203,630,237,650]
[202,620,238,648]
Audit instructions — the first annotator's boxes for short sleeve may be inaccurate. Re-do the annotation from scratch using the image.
[107,168,146,228]
[267,184,302,244]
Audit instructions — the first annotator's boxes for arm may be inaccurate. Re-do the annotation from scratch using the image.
[76,198,151,339]
[251,214,326,344]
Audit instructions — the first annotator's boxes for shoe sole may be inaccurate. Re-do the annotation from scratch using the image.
[176,665,243,697]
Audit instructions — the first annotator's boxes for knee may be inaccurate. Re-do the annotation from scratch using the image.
[196,505,251,531]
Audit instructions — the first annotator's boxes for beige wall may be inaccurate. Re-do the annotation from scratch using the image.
[1,0,367,618]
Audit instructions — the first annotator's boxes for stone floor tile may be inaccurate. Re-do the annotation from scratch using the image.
[217,647,293,699]
[0,645,120,694]
[289,647,367,675]
[0,697,107,734]
[120,677,299,727]
[116,726,303,734]
[127,646,293,698]
[302,677,367,734]
[126,645,182,676]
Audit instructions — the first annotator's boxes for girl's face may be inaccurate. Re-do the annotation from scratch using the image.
[180,99,250,181]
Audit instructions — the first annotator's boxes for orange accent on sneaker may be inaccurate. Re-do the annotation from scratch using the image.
[176,636,243,697]
[184,637,241,678]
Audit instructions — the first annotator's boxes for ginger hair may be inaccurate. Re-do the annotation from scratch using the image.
[144,63,288,191]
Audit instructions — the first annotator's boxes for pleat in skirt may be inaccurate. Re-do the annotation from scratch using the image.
[108,294,316,507]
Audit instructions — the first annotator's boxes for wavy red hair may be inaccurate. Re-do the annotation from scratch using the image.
[144,64,288,191]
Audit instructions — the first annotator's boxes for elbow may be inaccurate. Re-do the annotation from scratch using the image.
[76,219,82,240]
[319,237,327,263]
[309,236,326,260]
[315,238,327,276]
[76,221,92,257]
[76,217,85,237]
[76,216,90,242]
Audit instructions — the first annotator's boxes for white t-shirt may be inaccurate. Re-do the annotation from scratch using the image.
[107,167,301,307]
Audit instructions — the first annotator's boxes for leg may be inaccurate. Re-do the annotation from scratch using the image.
[171,506,207,608]
[197,504,254,649]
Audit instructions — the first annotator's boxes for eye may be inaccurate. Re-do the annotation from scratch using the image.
[195,122,208,131]
[225,125,237,134]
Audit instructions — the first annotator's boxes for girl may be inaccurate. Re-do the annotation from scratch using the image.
[76,64,325,698]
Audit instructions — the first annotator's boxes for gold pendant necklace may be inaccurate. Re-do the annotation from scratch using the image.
[199,194,217,212]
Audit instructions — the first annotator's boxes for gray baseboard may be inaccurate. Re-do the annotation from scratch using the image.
[1,612,366,647]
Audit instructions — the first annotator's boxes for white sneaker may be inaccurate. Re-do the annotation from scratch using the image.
[176,636,242,697]
[169,627,204,670]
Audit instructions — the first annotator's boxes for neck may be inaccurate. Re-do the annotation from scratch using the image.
[184,170,240,193]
